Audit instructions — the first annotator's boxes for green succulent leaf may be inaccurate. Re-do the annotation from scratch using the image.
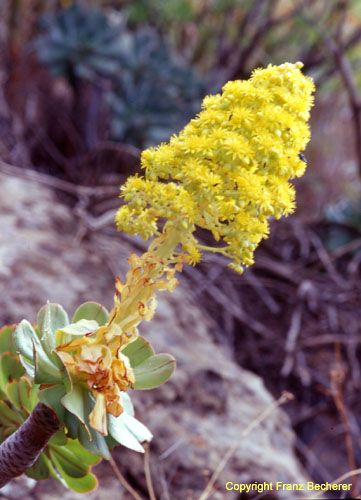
[39,384,67,424]
[29,383,39,411]
[78,422,110,459]
[57,319,99,338]
[104,434,118,451]
[120,392,135,417]
[62,387,110,459]
[25,453,50,480]
[0,325,16,355]
[41,454,69,488]
[19,357,35,380]
[51,350,72,393]
[133,353,176,390]
[49,428,68,446]
[13,320,60,384]
[0,353,25,393]
[34,343,62,385]
[65,439,101,466]
[50,445,91,478]
[43,453,98,493]
[0,400,23,429]
[56,466,98,493]
[6,377,32,416]
[37,303,69,356]
[72,302,109,326]
[122,336,154,368]
[64,411,80,440]
[108,411,152,453]
[77,392,111,459]
[61,385,89,436]
[13,320,38,363]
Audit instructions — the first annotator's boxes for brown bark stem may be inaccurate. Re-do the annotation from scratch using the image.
[0,402,60,487]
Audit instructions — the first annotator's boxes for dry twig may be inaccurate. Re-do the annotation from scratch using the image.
[144,443,157,500]
[109,454,145,500]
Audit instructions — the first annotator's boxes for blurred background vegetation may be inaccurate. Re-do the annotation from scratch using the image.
[1,0,361,497]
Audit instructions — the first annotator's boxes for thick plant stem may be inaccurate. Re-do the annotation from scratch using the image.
[0,402,60,487]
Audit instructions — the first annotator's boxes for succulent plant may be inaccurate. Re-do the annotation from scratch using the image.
[34,3,203,149]
[107,27,204,148]
[35,3,124,81]
[0,299,175,489]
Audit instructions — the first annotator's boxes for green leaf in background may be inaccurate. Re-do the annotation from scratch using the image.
[122,335,154,368]
[72,302,109,326]
[35,4,123,82]
[107,25,204,149]
[37,303,69,356]
[133,353,176,389]
[42,454,70,489]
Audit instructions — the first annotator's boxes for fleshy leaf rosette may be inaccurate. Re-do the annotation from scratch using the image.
[13,299,175,459]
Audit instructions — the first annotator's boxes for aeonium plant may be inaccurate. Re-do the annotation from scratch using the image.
[0,62,314,491]
[0,297,172,491]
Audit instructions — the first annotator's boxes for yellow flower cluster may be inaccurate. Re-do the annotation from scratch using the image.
[116,62,315,273]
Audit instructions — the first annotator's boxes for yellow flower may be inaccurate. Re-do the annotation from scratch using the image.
[116,62,315,273]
